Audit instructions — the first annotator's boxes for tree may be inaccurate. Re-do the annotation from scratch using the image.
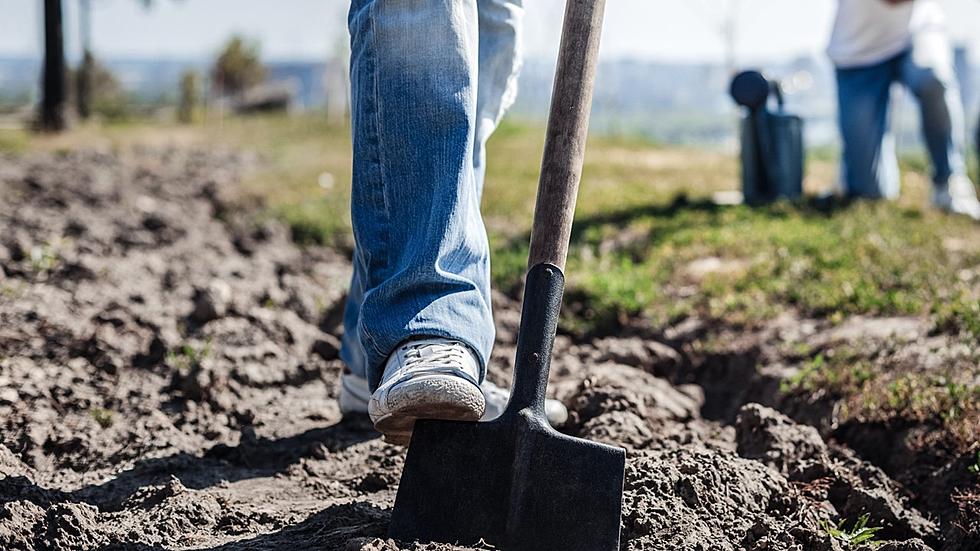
[75,0,184,120]
[211,36,266,98]
[69,56,128,120]
[87,60,127,120]
[39,0,68,131]
[178,70,200,123]
[324,3,351,125]
[687,0,743,75]
[76,50,95,119]
[76,0,94,119]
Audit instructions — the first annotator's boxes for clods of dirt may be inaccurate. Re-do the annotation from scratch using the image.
[0,149,973,550]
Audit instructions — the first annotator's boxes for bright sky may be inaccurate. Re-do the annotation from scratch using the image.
[1,0,979,63]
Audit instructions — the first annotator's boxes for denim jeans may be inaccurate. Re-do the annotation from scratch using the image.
[342,0,524,390]
[836,31,969,199]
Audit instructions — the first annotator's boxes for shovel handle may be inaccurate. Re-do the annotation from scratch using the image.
[507,0,606,418]
[528,0,607,271]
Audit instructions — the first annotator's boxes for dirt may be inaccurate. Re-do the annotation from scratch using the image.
[0,149,976,550]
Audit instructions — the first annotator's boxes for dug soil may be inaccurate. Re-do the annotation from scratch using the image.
[0,149,976,550]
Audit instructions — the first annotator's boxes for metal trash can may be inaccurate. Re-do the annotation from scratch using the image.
[730,71,805,205]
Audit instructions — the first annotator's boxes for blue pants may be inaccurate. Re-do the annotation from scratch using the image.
[342,0,524,389]
[836,32,969,198]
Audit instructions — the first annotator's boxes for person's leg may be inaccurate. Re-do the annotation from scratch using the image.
[338,254,370,406]
[340,1,570,428]
[473,0,524,195]
[343,0,494,391]
[836,56,901,199]
[899,30,968,186]
[899,31,980,220]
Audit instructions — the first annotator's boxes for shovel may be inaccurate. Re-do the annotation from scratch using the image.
[388,1,624,549]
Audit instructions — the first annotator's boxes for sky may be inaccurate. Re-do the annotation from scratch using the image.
[1,0,980,64]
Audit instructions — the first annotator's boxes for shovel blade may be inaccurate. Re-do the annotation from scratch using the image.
[389,412,625,551]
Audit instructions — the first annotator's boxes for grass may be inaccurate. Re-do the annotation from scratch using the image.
[202,117,980,339]
[0,128,29,153]
[822,514,883,548]
[781,343,979,453]
[29,242,61,275]
[782,349,892,400]
[0,282,24,301]
[5,112,978,468]
[4,114,979,341]
[166,341,213,372]
[563,198,979,336]
[89,408,115,429]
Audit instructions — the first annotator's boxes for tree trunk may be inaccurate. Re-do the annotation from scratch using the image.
[77,52,95,120]
[40,0,68,131]
[77,0,93,120]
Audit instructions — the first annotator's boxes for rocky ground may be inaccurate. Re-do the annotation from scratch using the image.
[0,149,976,550]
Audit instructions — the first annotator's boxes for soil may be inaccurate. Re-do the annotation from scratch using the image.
[0,149,976,550]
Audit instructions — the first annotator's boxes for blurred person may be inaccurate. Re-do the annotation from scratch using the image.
[335,0,567,443]
[829,0,980,220]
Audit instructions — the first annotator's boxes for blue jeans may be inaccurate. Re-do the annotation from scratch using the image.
[836,32,969,198]
[342,0,524,390]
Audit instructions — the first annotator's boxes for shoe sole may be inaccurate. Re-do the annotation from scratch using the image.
[370,376,485,446]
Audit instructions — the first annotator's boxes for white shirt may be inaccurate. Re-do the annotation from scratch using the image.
[828,0,947,68]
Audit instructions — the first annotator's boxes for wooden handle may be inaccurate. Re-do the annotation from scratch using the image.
[528,0,607,271]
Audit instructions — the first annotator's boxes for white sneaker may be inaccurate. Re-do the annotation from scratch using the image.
[339,353,570,439]
[368,338,486,445]
[933,175,980,221]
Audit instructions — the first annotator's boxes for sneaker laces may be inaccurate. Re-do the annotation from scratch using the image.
[403,341,467,370]
[392,340,479,387]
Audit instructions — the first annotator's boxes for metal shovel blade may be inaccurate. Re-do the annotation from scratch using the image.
[389,414,626,550]
[388,265,626,551]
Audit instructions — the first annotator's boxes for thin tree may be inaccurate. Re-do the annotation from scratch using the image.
[76,0,178,119]
[40,0,69,131]
[177,70,200,123]
[324,3,351,125]
[77,0,94,119]
[720,0,741,77]
[687,0,742,76]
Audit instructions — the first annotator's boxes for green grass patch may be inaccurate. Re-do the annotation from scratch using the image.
[822,514,883,548]
[166,340,212,372]
[781,343,979,451]
[13,115,980,340]
[534,198,980,336]
[779,352,877,396]
[276,200,350,248]
[89,407,115,429]
[0,129,29,153]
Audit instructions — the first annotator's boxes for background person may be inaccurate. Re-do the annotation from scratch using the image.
[829,0,980,220]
